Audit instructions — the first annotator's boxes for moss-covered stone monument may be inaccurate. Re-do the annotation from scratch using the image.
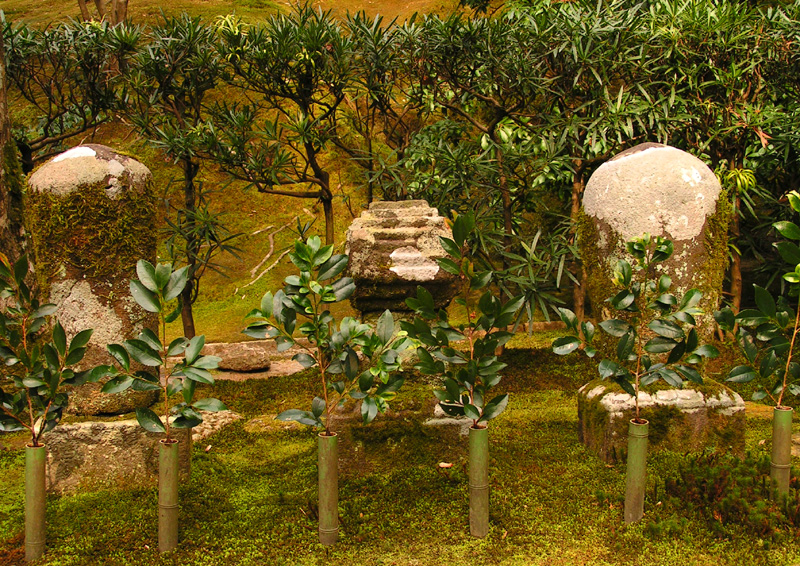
[26,144,158,415]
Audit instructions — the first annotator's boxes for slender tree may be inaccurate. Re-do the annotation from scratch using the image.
[211,5,353,245]
[124,14,228,338]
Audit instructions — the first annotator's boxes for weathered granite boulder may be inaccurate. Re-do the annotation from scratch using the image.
[43,419,191,493]
[346,200,457,317]
[27,144,158,415]
[202,341,272,372]
[580,143,730,327]
[43,411,241,493]
[578,378,745,463]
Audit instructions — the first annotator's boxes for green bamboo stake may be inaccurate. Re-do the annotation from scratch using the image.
[159,440,180,552]
[771,406,793,496]
[318,433,338,546]
[25,445,46,562]
[624,419,648,524]
[469,425,489,538]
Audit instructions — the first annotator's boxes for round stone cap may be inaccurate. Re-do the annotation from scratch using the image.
[583,143,720,241]
[28,144,151,199]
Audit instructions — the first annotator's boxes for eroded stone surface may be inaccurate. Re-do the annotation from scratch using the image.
[578,378,746,463]
[346,200,457,315]
[583,144,720,241]
[30,144,151,198]
[43,411,241,493]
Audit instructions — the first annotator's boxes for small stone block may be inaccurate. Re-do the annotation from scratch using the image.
[577,378,746,463]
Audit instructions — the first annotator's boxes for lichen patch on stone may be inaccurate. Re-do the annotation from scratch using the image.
[52,146,97,162]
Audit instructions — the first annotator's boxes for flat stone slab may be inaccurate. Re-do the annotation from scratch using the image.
[423,404,472,436]
[578,378,745,463]
[202,341,272,372]
[43,410,240,493]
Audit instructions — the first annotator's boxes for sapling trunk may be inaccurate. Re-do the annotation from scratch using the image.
[25,445,46,562]
[469,425,489,538]
[624,419,648,523]
[158,440,180,552]
[318,433,338,546]
[771,407,793,496]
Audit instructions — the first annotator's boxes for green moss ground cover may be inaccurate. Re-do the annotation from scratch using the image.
[0,344,795,566]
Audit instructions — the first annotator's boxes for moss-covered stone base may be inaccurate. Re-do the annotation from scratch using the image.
[577,378,745,463]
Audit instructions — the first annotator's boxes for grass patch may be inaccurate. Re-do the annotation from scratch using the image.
[1,346,799,565]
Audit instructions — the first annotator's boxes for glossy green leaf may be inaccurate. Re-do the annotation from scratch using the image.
[552,336,581,356]
[136,260,158,292]
[276,409,320,427]
[130,280,160,313]
[135,408,166,433]
[727,365,757,383]
[68,329,93,355]
[774,221,800,241]
[124,339,162,367]
[479,394,509,422]
[599,319,630,337]
[311,396,325,418]
[193,398,228,412]
[101,375,134,394]
[775,241,800,266]
[182,366,214,384]
[648,319,684,339]
[164,266,190,302]
[185,335,205,364]
[107,344,130,371]
[361,396,379,424]
[753,285,776,319]
[53,323,67,357]
[376,310,394,344]
[557,308,578,332]
[463,403,480,421]
[317,254,348,281]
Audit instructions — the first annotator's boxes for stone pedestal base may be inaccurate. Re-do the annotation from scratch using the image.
[578,378,745,463]
[43,411,240,492]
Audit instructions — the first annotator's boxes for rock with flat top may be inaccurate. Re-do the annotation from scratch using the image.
[202,341,272,372]
[43,410,241,493]
[578,378,746,463]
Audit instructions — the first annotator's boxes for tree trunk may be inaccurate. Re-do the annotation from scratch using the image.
[570,162,586,321]
[180,284,196,339]
[77,0,92,21]
[0,38,25,264]
[92,0,106,18]
[180,158,199,339]
[496,147,513,271]
[111,0,128,24]
[729,204,742,314]
[306,144,335,245]
[322,188,335,245]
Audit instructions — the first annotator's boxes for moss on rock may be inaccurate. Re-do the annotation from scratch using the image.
[577,377,746,464]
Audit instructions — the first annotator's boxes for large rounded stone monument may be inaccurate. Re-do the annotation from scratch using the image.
[27,144,158,415]
[577,143,741,459]
[580,142,730,321]
[346,200,457,318]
